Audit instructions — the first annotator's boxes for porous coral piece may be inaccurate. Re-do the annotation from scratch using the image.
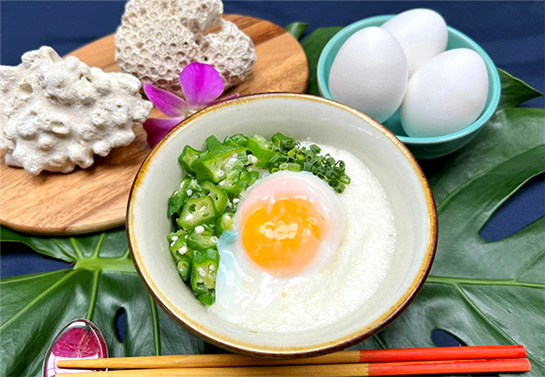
[115,0,256,97]
[0,46,153,175]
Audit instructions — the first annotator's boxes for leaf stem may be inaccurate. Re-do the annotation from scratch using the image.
[86,270,101,321]
[513,248,545,281]
[149,294,161,356]
[454,284,521,348]
[92,233,106,258]
[53,239,77,262]
[372,333,387,349]
[74,253,135,273]
[426,276,545,289]
[70,237,83,260]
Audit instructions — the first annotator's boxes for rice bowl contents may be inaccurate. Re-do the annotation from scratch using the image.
[166,133,353,305]
[166,133,396,332]
[210,142,397,332]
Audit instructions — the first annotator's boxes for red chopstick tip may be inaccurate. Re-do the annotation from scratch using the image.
[521,358,532,372]
[514,344,527,358]
[359,345,527,363]
[367,358,531,376]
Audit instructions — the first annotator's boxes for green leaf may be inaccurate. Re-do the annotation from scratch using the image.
[497,68,544,110]
[301,27,342,95]
[285,22,308,40]
[367,85,545,374]
[373,143,545,376]
[0,228,208,377]
[424,107,545,204]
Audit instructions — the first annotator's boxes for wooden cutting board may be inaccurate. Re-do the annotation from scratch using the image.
[0,14,308,235]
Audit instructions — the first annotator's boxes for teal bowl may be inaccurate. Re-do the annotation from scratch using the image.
[317,15,501,160]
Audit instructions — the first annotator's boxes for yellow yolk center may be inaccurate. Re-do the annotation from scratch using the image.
[240,197,328,277]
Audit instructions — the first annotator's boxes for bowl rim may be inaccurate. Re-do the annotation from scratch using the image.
[126,92,438,358]
[317,14,502,145]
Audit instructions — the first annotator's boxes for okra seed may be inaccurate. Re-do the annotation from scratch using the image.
[217,170,224,177]
[233,198,240,204]
[199,205,206,211]
[186,189,193,196]
[185,213,194,221]
[178,246,188,255]
[248,154,258,164]
[209,265,216,272]
[211,236,218,243]
[198,267,206,277]
[195,225,205,234]
[171,236,179,241]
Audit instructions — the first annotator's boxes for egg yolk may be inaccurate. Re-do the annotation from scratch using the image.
[240,197,328,277]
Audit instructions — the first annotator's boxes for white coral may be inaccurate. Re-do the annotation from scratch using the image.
[115,0,257,96]
[0,46,153,175]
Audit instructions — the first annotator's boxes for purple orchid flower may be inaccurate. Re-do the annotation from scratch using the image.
[143,62,238,147]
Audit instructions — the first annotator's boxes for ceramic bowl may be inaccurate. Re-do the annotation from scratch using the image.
[317,15,501,160]
[127,93,437,358]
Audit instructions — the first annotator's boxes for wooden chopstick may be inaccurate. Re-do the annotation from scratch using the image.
[57,345,526,369]
[56,358,531,377]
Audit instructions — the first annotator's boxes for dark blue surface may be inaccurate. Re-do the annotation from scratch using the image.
[2,1,544,106]
[1,0,544,353]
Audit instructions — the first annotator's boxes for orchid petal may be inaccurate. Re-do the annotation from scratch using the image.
[143,117,185,147]
[208,93,240,106]
[144,84,188,118]
[180,62,224,108]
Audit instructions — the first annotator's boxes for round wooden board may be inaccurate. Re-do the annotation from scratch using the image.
[0,14,308,235]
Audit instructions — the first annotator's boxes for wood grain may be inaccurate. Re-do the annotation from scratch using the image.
[0,14,308,235]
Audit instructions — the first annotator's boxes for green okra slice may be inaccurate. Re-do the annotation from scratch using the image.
[246,135,280,168]
[168,177,203,217]
[168,230,193,282]
[167,177,191,217]
[190,248,220,305]
[191,146,248,183]
[178,145,202,174]
[215,212,235,236]
[167,229,190,260]
[225,134,249,147]
[219,168,257,197]
[200,181,228,213]
[177,254,192,281]
[177,196,218,230]
[187,230,219,251]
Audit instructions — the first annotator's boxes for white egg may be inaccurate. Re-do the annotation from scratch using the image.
[400,48,489,137]
[329,27,408,123]
[382,8,448,77]
[211,171,346,325]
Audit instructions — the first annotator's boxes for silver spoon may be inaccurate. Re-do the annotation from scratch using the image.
[43,319,108,376]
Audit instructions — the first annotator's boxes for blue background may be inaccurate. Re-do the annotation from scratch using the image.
[1,0,544,352]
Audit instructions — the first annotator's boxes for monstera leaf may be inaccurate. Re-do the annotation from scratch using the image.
[301,27,343,96]
[1,32,544,376]
[0,228,215,377]
[355,109,545,375]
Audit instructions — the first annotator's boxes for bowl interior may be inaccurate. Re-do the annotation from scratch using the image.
[128,94,436,356]
[317,15,501,145]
